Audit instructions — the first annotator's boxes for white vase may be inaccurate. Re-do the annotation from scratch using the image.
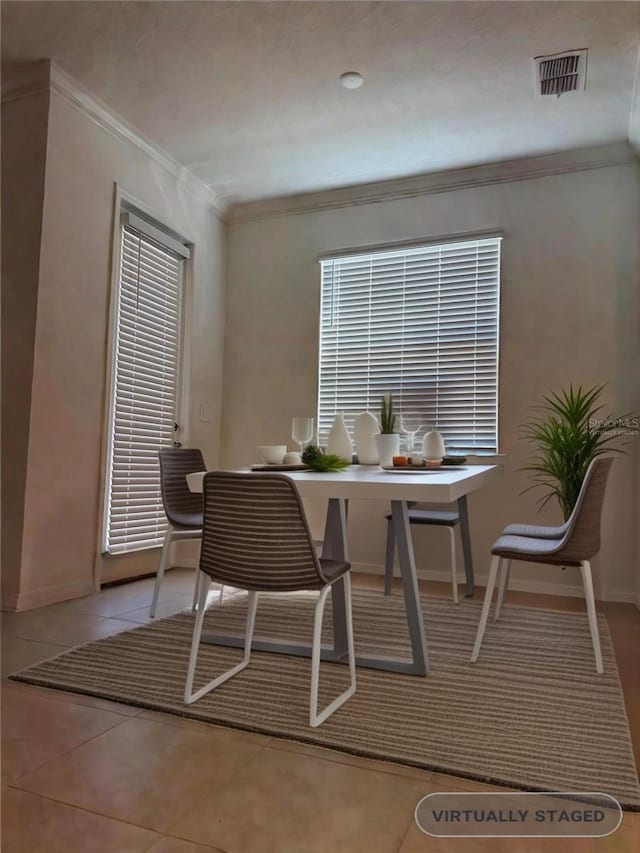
[326,412,353,462]
[422,429,446,461]
[375,433,400,467]
[353,411,380,464]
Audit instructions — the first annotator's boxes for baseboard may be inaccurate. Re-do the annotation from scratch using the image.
[177,557,199,570]
[110,555,640,606]
[3,579,97,612]
[349,561,638,602]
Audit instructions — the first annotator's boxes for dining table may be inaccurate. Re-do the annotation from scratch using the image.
[187,464,501,676]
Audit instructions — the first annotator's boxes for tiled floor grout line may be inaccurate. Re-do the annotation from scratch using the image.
[6,711,135,786]
[162,742,271,841]
[3,678,143,718]
[395,815,417,853]
[6,782,165,839]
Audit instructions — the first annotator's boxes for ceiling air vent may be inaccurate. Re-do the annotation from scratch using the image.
[534,49,587,98]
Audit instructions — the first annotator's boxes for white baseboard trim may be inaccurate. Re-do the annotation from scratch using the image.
[350,561,638,603]
[4,579,97,612]
[166,557,639,605]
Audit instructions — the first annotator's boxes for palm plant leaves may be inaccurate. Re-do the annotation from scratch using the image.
[521,384,623,519]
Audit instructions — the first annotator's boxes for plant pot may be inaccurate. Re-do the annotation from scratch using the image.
[375,433,400,467]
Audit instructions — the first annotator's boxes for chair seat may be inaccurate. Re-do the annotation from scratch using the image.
[491,534,579,566]
[502,522,568,539]
[170,512,203,529]
[385,509,459,527]
[319,558,351,583]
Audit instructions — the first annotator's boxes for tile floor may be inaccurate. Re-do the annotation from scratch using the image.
[2,568,639,852]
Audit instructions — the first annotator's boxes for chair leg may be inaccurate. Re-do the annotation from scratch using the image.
[470,555,501,662]
[494,559,511,621]
[150,529,172,618]
[449,527,459,604]
[580,560,603,674]
[310,575,356,727]
[384,520,395,595]
[184,581,259,704]
[191,569,202,612]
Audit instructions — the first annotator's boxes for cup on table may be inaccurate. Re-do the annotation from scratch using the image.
[283,452,302,465]
[258,445,287,465]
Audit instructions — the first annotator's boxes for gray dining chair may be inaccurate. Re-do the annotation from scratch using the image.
[150,448,223,618]
[470,457,614,673]
[184,471,356,727]
[384,507,461,602]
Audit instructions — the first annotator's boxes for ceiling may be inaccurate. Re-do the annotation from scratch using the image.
[2,1,639,203]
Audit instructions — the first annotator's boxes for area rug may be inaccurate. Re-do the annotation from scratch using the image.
[10,588,640,809]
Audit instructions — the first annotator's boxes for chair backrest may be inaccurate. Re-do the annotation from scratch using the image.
[158,447,205,527]
[554,456,614,562]
[200,471,327,591]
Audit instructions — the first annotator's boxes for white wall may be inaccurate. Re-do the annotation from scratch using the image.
[223,163,640,601]
[10,78,226,607]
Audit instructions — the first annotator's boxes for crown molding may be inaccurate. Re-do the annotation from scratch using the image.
[227,141,635,224]
[3,60,227,218]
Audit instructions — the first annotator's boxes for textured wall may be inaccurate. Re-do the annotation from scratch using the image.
[224,164,640,601]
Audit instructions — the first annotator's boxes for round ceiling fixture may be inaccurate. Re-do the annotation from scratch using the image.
[340,71,364,90]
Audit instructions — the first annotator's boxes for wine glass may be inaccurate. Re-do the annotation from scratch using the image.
[291,417,314,455]
[400,412,422,455]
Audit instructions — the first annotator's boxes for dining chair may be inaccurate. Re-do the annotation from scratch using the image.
[385,507,461,603]
[184,471,356,727]
[471,457,614,673]
[150,448,224,618]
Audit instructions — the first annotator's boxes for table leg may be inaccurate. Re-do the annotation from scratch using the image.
[457,494,475,597]
[322,498,349,661]
[202,495,430,675]
[387,500,429,676]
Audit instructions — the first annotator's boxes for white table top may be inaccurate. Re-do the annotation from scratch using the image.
[187,464,500,503]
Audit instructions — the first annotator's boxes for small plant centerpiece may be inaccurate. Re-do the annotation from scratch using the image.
[522,384,626,519]
[302,445,350,473]
[374,392,400,466]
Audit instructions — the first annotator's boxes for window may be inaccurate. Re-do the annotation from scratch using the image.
[103,212,189,555]
[318,236,501,452]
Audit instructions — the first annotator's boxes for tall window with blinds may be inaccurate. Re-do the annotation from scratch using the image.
[103,214,188,555]
[318,237,501,452]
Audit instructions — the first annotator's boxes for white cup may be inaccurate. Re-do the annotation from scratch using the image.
[258,445,287,465]
[283,452,302,465]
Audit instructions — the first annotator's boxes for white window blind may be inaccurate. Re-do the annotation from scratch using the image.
[318,237,501,452]
[103,220,187,555]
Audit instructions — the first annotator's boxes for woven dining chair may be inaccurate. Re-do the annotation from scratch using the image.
[184,471,356,728]
[150,448,223,618]
[471,457,614,673]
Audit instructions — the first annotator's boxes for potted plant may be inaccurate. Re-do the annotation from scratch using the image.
[375,392,400,466]
[522,384,625,519]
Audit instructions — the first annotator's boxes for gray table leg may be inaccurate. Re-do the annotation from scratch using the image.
[388,500,429,676]
[322,498,349,661]
[457,494,475,597]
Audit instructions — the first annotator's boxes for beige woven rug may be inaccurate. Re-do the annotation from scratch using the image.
[11,589,640,809]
